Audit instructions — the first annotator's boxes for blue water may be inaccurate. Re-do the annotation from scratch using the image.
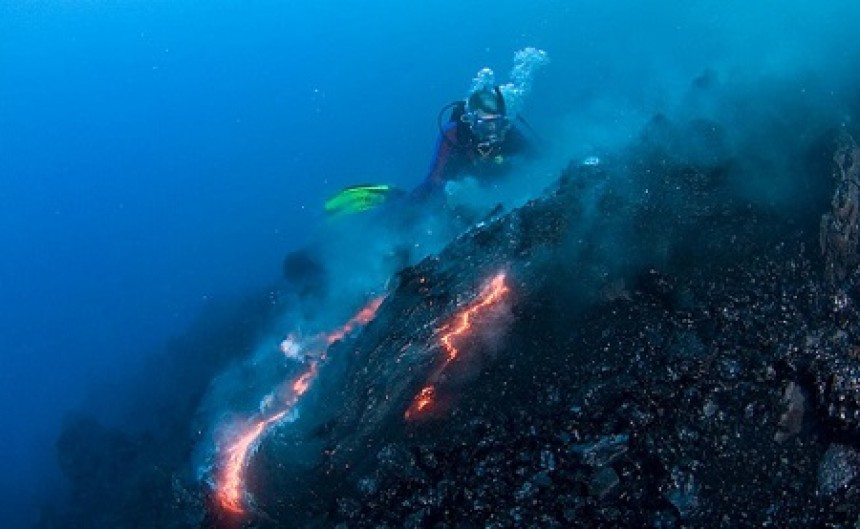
[1,1,857,525]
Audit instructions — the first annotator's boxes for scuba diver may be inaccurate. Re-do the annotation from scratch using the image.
[322,48,549,211]
[412,84,540,201]
[284,49,549,298]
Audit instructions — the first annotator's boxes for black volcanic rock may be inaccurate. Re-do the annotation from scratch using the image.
[244,118,860,527]
[48,84,860,528]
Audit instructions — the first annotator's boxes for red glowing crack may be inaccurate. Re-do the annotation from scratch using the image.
[214,296,384,515]
[405,272,509,420]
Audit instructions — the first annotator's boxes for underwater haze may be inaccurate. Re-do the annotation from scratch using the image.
[1,0,859,526]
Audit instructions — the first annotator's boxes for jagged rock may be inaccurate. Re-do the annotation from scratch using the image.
[809,333,860,436]
[570,435,630,467]
[818,443,860,496]
[775,381,807,443]
[588,467,620,500]
[821,134,860,282]
[664,467,700,520]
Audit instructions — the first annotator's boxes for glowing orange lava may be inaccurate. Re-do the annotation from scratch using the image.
[440,273,508,366]
[216,410,287,514]
[292,361,319,395]
[326,296,385,345]
[404,386,435,419]
[406,272,509,419]
[214,296,384,516]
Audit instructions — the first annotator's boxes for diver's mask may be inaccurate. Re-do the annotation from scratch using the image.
[463,111,510,145]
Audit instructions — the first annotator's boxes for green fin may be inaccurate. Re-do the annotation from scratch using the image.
[324,184,400,216]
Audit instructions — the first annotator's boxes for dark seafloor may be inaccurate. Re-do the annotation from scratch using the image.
[49,74,860,528]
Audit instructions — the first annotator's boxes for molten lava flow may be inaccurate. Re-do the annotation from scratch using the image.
[406,272,510,419]
[326,296,385,345]
[404,386,435,420]
[439,273,508,366]
[216,410,287,514]
[214,295,385,516]
[292,361,318,395]
[216,357,322,515]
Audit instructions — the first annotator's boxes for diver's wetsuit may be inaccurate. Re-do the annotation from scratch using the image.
[413,112,536,199]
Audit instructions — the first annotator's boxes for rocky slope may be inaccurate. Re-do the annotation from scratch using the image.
[239,122,860,527]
